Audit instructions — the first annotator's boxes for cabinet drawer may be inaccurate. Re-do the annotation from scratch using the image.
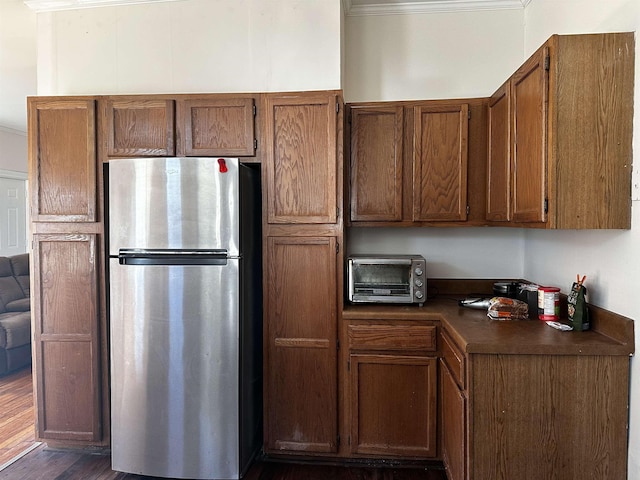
[441,330,465,388]
[348,324,437,352]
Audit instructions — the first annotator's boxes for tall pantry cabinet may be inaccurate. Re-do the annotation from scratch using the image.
[262,91,344,455]
[28,97,107,444]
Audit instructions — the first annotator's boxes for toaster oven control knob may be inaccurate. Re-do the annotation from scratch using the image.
[415,279,423,288]
[414,267,423,276]
[415,291,424,300]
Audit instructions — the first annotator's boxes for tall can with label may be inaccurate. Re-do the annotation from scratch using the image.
[538,286,560,321]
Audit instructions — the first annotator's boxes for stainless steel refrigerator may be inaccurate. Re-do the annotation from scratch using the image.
[107,157,262,479]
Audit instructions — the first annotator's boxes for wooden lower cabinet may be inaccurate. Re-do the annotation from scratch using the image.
[440,359,466,480]
[440,328,630,480]
[31,233,103,442]
[345,321,438,459]
[264,236,339,454]
[349,354,437,458]
[440,329,467,480]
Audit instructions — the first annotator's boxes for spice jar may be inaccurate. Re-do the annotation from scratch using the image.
[538,286,560,321]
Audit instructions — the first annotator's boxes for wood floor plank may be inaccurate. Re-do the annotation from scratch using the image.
[1,446,447,480]
[0,368,447,479]
[0,366,35,468]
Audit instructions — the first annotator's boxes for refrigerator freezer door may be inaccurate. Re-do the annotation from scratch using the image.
[108,157,240,256]
[110,258,240,479]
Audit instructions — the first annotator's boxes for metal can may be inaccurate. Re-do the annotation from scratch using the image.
[538,286,560,320]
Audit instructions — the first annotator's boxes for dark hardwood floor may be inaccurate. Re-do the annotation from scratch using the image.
[0,445,447,479]
[0,367,446,479]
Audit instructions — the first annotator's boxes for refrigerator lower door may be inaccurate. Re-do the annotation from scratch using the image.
[110,258,241,479]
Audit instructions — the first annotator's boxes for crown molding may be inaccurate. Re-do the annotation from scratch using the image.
[23,0,180,12]
[343,0,532,16]
[0,126,27,137]
[0,169,28,180]
[26,0,532,14]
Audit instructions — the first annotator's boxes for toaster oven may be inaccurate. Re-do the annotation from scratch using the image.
[347,255,427,306]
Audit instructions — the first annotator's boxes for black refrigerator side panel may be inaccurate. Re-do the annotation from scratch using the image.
[238,163,263,472]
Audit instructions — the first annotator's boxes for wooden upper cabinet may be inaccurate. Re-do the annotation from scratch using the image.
[412,103,469,222]
[177,97,255,156]
[550,33,634,229]
[28,98,97,223]
[511,46,548,224]
[486,81,511,222]
[500,33,634,229]
[104,98,175,157]
[346,100,475,226]
[265,92,339,224]
[349,105,403,222]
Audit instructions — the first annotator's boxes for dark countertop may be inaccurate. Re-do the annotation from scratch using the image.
[342,297,634,356]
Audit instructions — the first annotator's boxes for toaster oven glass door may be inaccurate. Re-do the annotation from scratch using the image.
[352,264,411,297]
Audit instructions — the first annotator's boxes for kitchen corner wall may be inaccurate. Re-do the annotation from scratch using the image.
[344,8,526,279]
[346,3,640,476]
[521,0,640,477]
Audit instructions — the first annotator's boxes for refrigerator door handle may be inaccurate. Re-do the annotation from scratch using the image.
[118,248,230,266]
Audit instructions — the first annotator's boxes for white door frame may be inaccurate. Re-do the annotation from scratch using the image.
[0,169,28,256]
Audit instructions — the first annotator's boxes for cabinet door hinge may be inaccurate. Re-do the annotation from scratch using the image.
[466,205,470,216]
[544,54,550,71]
[336,101,340,113]
[468,109,471,120]
[254,138,258,150]
[544,198,549,213]
[336,241,340,254]
[253,104,257,116]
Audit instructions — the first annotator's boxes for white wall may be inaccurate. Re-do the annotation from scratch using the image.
[36,0,341,95]
[521,0,640,476]
[0,128,27,172]
[348,227,525,278]
[344,9,524,102]
[0,0,36,133]
[344,8,527,279]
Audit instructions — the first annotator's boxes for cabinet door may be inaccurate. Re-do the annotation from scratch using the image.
[349,354,437,458]
[265,236,338,454]
[441,359,467,480]
[413,104,468,221]
[265,93,338,224]
[28,98,96,223]
[511,46,549,223]
[178,97,255,156]
[349,106,403,222]
[486,81,511,222]
[32,234,102,442]
[105,98,175,157]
